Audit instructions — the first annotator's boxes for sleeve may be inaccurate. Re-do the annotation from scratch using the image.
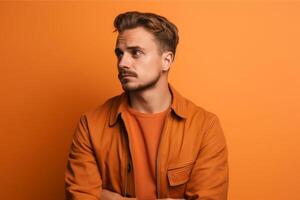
[65,114,102,200]
[185,114,229,200]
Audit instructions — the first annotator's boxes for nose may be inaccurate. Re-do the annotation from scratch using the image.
[118,52,132,69]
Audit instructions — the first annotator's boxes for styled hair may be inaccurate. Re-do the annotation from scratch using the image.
[113,11,179,60]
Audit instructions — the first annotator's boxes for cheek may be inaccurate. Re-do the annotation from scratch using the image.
[143,54,162,71]
[146,59,161,71]
[136,55,162,77]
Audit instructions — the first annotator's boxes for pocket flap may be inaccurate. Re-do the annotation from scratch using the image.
[167,161,194,186]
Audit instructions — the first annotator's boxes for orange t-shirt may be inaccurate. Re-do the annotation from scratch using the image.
[124,104,170,200]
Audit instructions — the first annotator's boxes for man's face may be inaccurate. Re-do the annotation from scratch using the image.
[115,27,164,92]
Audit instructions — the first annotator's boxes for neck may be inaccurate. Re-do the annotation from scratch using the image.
[128,82,172,114]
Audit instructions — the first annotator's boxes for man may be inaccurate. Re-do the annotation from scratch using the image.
[65,11,229,200]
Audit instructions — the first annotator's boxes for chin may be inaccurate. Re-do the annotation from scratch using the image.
[122,83,157,93]
[121,83,138,92]
[122,83,149,93]
[120,76,160,92]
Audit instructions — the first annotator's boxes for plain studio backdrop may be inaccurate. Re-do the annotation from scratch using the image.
[0,1,299,200]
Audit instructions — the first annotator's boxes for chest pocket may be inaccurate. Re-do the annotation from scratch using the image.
[167,160,195,198]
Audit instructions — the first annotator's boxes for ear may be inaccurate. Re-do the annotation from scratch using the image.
[161,51,174,72]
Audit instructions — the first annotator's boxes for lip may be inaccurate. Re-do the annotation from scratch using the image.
[121,74,135,77]
[119,72,136,78]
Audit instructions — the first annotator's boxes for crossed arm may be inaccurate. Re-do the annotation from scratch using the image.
[65,115,228,200]
[101,189,184,200]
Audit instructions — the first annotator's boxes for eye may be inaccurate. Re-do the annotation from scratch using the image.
[132,50,142,58]
[115,49,123,58]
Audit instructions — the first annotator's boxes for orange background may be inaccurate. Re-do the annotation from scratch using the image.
[1,1,299,200]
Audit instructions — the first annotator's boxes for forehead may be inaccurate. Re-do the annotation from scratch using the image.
[116,27,158,49]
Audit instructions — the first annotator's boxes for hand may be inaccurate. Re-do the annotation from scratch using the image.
[158,199,185,200]
[101,189,126,200]
[101,189,185,200]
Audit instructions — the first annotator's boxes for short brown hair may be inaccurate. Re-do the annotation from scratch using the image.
[113,11,179,60]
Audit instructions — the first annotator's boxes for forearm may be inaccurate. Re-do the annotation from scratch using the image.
[101,189,184,200]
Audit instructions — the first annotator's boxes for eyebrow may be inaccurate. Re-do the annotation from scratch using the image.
[114,46,145,54]
[127,46,145,51]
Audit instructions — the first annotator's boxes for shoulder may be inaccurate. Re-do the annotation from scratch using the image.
[181,96,221,129]
[183,96,218,118]
[80,93,123,122]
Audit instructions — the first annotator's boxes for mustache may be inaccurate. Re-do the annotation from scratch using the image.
[118,69,137,78]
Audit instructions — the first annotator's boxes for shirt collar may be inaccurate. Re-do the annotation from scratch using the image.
[109,83,187,126]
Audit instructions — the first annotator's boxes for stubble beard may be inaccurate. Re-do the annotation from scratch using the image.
[121,73,161,93]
